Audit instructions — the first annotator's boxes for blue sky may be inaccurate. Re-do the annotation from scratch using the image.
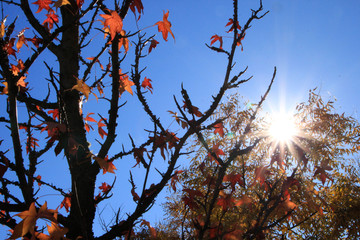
[1,0,360,237]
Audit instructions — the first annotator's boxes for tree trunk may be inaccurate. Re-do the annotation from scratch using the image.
[59,3,96,239]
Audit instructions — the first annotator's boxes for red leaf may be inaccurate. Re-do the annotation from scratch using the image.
[314,160,333,185]
[148,39,159,53]
[182,101,202,117]
[32,0,53,13]
[213,122,225,137]
[129,0,144,20]
[48,109,59,120]
[155,10,175,41]
[225,18,241,33]
[210,34,223,49]
[170,170,183,192]
[140,220,157,238]
[141,77,153,93]
[43,10,59,30]
[97,119,108,139]
[223,172,244,191]
[251,165,271,186]
[99,182,111,193]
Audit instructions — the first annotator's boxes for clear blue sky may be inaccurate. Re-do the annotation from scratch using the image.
[1,0,360,237]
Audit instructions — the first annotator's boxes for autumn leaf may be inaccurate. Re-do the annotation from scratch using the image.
[0,17,5,38]
[1,82,8,94]
[87,57,104,70]
[71,77,91,100]
[97,118,108,139]
[223,172,244,191]
[170,170,183,192]
[99,182,111,194]
[60,194,71,213]
[217,192,236,211]
[93,155,116,174]
[43,11,59,30]
[26,35,43,48]
[54,0,70,8]
[155,10,175,41]
[140,220,157,238]
[11,202,58,239]
[148,39,159,53]
[130,0,144,20]
[16,28,28,52]
[210,34,223,49]
[314,159,333,185]
[100,10,123,41]
[119,70,134,96]
[32,0,53,13]
[251,165,271,186]
[208,143,225,164]
[118,30,129,52]
[47,109,59,120]
[213,122,225,137]
[47,222,68,239]
[131,188,140,202]
[141,77,153,93]
[182,101,202,117]
[225,18,241,33]
[5,38,16,57]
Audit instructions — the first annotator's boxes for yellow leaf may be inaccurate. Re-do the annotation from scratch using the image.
[71,78,91,100]
[54,0,70,8]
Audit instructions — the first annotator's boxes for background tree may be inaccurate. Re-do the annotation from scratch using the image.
[0,0,276,239]
[160,91,360,239]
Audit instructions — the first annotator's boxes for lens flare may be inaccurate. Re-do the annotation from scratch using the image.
[267,112,298,144]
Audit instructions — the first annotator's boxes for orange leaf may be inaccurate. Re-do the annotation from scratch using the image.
[155,10,175,41]
[16,30,28,52]
[100,10,123,41]
[93,155,116,174]
[118,30,129,52]
[32,0,53,13]
[87,57,104,70]
[0,17,5,38]
[11,202,57,239]
[60,194,71,213]
[47,222,68,239]
[1,82,8,95]
[119,70,134,96]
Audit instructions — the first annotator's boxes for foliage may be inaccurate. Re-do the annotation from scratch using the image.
[161,91,360,239]
[0,0,276,239]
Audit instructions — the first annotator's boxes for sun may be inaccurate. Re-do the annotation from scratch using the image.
[267,112,298,144]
